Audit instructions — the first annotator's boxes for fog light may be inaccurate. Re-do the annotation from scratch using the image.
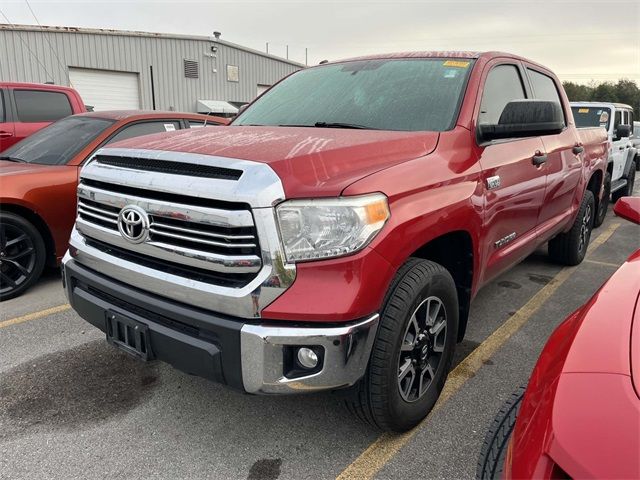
[297,347,319,369]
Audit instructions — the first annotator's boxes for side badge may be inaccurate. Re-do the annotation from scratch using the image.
[486,176,501,190]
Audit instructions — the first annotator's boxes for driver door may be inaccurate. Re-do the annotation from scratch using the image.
[476,61,547,285]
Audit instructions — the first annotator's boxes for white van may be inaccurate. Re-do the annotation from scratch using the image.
[571,102,636,212]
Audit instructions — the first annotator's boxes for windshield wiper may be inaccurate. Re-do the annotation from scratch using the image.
[314,122,376,130]
[277,122,377,130]
[0,156,25,163]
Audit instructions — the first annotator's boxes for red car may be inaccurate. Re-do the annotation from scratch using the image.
[0,82,87,152]
[62,52,608,431]
[478,196,640,479]
[0,111,226,300]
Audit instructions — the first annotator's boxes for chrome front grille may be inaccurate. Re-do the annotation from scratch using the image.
[76,181,262,277]
[77,196,260,258]
[68,147,296,318]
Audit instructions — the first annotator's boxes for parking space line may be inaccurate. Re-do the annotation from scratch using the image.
[0,304,71,330]
[336,222,621,480]
[584,258,620,268]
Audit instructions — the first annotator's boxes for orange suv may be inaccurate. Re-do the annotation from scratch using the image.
[0,110,227,299]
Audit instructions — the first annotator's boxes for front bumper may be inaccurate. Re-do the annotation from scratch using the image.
[63,254,379,394]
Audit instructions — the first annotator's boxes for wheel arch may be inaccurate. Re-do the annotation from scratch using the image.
[410,230,474,342]
[1,203,56,267]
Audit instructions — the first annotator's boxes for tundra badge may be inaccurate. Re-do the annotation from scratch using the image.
[486,176,501,190]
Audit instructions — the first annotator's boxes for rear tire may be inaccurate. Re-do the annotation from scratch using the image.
[612,160,636,201]
[593,172,610,228]
[548,190,594,266]
[343,258,458,432]
[476,387,525,480]
[0,212,46,301]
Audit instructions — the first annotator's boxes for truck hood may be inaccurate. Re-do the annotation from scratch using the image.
[110,126,440,197]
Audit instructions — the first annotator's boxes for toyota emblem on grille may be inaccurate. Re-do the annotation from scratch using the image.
[117,205,150,244]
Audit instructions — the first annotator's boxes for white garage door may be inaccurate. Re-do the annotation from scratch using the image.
[69,68,141,111]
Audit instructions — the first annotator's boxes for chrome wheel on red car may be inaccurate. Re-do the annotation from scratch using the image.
[397,296,448,402]
[0,213,46,301]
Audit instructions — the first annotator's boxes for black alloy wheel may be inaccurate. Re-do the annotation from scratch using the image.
[0,213,46,300]
[397,296,448,402]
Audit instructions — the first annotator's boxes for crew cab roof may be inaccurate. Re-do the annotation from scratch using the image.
[326,51,542,66]
[0,81,79,93]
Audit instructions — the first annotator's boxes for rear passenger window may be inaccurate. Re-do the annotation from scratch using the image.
[479,65,526,125]
[14,90,73,122]
[107,121,181,144]
[527,69,565,127]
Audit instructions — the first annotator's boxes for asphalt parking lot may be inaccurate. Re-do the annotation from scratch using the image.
[1,188,639,480]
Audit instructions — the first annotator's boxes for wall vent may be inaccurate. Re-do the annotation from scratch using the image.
[184,59,199,79]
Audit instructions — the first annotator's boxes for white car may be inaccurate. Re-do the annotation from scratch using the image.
[571,102,636,226]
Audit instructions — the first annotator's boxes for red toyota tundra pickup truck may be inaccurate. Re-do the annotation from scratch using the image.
[61,51,607,431]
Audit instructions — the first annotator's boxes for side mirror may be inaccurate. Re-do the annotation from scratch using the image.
[613,196,640,225]
[615,124,631,139]
[479,100,564,142]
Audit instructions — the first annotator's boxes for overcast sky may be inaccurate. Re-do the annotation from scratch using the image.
[2,0,639,84]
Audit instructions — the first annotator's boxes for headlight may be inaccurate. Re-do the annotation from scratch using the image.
[276,193,390,262]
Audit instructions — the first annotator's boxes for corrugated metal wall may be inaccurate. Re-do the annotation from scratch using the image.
[0,26,302,112]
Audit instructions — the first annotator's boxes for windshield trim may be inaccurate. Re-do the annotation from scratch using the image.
[232,57,476,132]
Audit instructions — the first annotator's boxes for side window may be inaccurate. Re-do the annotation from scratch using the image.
[106,121,180,144]
[479,64,526,125]
[14,90,73,122]
[629,111,634,135]
[527,69,565,126]
[614,110,622,129]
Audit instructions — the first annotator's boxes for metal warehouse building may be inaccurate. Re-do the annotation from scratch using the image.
[0,24,303,115]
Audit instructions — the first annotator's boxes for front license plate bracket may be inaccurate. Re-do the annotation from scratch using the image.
[105,310,154,361]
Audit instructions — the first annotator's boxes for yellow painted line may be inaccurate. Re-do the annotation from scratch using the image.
[0,303,71,329]
[337,223,621,480]
[584,259,620,268]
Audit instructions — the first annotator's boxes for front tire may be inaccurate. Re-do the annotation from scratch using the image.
[344,258,458,432]
[476,387,525,480]
[548,190,594,266]
[0,213,46,301]
[593,172,610,228]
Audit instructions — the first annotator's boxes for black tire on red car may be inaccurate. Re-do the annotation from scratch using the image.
[343,258,458,432]
[0,212,46,301]
[593,172,610,228]
[476,387,526,480]
[612,160,636,202]
[548,189,595,266]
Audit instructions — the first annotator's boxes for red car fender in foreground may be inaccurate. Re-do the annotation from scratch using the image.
[503,197,640,479]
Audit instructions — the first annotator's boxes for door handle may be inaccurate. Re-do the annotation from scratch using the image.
[532,152,548,166]
[0,131,14,138]
[572,145,584,154]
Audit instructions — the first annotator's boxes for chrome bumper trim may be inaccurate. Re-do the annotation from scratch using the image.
[240,314,379,394]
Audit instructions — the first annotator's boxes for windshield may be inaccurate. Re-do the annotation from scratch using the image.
[2,116,114,165]
[571,106,611,131]
[234,58,474,132]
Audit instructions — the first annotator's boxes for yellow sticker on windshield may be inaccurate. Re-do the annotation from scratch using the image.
[578,108,589,113]
[443,60,470,68]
